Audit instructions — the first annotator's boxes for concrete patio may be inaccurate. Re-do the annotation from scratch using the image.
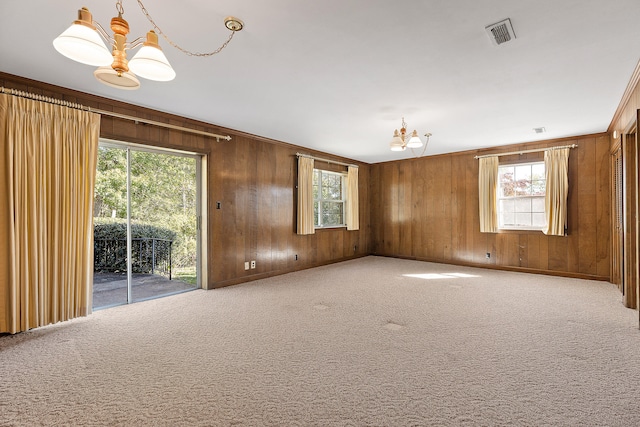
[93,273,197,309]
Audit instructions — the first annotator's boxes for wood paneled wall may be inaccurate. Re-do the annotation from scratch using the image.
[370,135,611,281]
[209,133,371,287]
[0,73,370,289]
[1,72,613,286]
[609,62,640,305]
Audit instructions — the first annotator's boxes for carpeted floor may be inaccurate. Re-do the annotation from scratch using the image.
[1,256,640,426]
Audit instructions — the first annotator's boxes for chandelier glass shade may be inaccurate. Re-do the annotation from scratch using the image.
[52,9,113,67]
[128,31,176,81]
[53,1,243,90]
[389,117,431,156]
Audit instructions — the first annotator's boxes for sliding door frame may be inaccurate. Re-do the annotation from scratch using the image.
[98,138,206,302]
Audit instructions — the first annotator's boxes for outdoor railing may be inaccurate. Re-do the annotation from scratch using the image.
[94,238,173,279]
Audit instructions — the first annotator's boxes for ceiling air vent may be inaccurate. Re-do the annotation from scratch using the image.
[485,18,516,46]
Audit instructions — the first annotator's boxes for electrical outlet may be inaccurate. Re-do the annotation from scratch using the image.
[250,260,256,269]
[244,261,249,270]
[486,252,491,259]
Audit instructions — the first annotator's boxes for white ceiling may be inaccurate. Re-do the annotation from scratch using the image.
[2,1,640,163]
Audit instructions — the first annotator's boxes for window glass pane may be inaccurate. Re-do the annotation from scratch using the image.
[515,213,532,226]
[515,165,532,181]
[499,199,515,214]
[313,201,319,226]
[313,170,320,199]
[532,163,545,179]
[514,165,532,196]
[531,179,545,196]
[514,180,532,196]
[499,166,515,197]
[321,201,344,226]
[322,174,342,200]
[499,165,514,177]
[501,212,515,227]
[532,213,546,227]
[515,198,532,213]
[531,197,545,212]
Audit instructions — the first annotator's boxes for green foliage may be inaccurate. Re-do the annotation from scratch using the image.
[173,267,197,286]
[94,146,198,271]
[94,218,177,275]
[94,218,176,241]
[312,169,345,226]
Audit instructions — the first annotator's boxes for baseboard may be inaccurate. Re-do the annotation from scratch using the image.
[207,252,610,289]
[207,254,368,289]
[375,254,611,282]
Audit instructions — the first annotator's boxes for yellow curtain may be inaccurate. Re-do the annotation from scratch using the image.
[0,94,99,334]
[542,147,570,236]
[478,156,498,233]
[346,166,359,231]
[297,156,315,235]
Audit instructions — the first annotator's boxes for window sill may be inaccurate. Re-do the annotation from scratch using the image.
[498,228,544,234]
[314,225,347,231]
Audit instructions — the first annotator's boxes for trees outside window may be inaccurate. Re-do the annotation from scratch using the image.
[312,169,346,228]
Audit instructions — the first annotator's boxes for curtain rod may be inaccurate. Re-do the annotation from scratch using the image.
[296,152,358,168]
[474,144,578,159]
[0,87,232,142]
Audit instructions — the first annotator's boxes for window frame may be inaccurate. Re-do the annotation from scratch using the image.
[313,169,347,229]
[497,160,546,231]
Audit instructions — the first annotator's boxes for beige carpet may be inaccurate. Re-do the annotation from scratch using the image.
[1,256,640,426]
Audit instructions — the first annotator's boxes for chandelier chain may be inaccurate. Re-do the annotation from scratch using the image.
[116,0,124,16]
[135,0,236,57]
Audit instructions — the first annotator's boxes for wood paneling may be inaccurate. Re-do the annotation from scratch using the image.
[1,71,615,287]
[0,73,370,290]
[370,135,611,281]
[609,61,640,308]
[622,132,638,308]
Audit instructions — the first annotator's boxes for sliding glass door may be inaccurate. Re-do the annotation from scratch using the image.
[93,141,201,309]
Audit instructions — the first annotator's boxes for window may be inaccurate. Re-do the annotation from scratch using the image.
[498,162,545,230]
[313,169,346,228]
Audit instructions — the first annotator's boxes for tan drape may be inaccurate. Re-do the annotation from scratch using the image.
[346,166,359,231]
[478,156,498,233]
[297,156,315,235]
[542,147,570,236]
[0,94,99,334]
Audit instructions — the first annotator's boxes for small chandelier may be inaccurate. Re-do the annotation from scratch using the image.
[389,117,431,157]
[53,0,243,90]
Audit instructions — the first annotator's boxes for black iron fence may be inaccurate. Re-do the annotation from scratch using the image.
[94,238,173,279]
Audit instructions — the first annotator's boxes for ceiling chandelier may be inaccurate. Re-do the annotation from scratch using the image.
[53,0,244,90]
[389,117,432,157]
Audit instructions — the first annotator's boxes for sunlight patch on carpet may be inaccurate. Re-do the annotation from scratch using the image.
[384,322,404,331]
[404,272,480,280]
